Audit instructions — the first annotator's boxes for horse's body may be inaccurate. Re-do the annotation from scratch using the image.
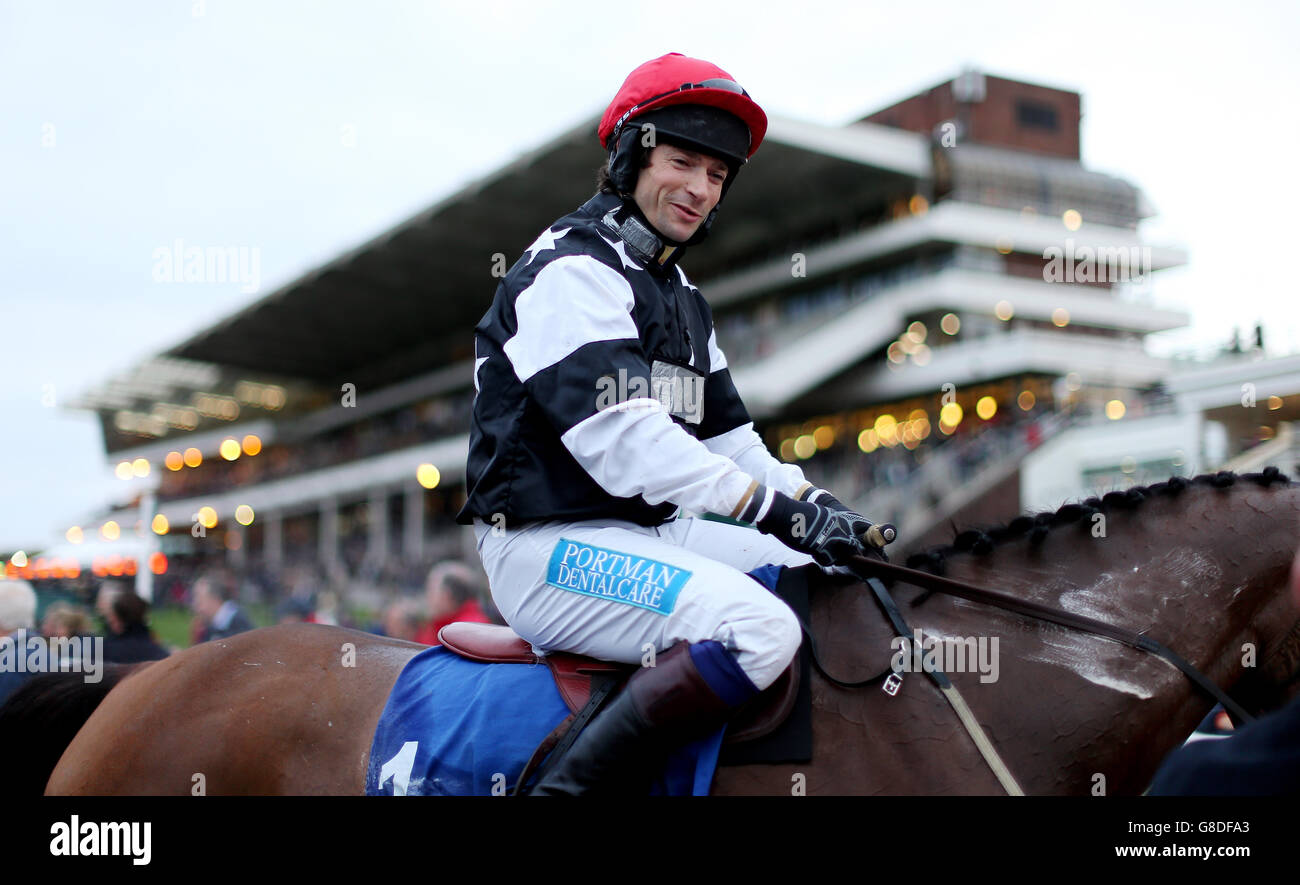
[22,471,1300,795]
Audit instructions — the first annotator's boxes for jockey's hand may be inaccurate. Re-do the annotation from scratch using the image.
[754,489,866,568]
[798,487,892,562]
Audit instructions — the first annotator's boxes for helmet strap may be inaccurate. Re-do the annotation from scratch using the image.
[601,202,682,274]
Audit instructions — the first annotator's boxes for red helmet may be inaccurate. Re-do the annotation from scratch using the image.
[598,53,768,164]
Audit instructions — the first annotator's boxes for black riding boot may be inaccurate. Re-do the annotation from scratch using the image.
[528,640,758,795]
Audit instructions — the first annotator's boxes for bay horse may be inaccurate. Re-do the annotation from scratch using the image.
[7,469,1298,795]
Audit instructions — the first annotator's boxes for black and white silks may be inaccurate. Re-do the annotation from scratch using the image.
[456,191,811,529]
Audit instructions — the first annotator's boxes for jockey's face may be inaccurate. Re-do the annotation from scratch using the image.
[632,143,727,244]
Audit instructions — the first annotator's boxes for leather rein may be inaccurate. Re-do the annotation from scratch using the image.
[803,554,1257,725]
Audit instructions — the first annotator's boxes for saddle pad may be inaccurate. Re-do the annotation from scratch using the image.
[365,646,725,796]
[718,563,814,766]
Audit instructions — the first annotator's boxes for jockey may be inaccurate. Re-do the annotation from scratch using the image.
[456,52,889,794]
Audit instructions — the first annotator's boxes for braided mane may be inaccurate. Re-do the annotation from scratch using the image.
[903,466,1293,576]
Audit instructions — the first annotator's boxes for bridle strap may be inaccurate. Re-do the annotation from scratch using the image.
[794,569,1025,794]
[848,556,1256,724]
[859,573,1025,794]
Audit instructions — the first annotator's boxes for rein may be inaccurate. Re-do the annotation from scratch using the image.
[845,555,1256,724]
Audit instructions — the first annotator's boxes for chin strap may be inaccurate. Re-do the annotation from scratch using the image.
[600,203,684,273]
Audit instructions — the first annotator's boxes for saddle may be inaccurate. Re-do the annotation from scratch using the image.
[437,621,800,745]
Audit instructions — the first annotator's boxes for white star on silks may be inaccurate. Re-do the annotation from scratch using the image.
[601,234,643,271]
[525,226,571,265]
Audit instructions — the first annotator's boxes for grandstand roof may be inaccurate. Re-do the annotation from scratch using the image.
[158,115,926,393]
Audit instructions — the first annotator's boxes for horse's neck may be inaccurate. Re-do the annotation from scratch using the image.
[807,482,1298,795]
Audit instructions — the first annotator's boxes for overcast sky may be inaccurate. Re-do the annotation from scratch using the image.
[2,0,1297,554]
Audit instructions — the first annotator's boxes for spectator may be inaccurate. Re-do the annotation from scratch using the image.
[41,601,95,670]
[41,601,94,639]
[381,598,424,642]
[0,579,37,707]
[276,597,315,625]
[314,590,340,626]
[192,573,255,642]
[102,591,170,663]
[94,579,127,633]
[414,561,490,646]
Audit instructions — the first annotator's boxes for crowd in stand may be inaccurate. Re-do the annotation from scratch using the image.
[794,405,1053,515]
[160,392,473,502]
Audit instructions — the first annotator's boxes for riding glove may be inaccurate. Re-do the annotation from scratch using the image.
[740,484,866,567]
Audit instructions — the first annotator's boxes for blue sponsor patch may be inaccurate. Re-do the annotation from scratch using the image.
[546,538,692,615]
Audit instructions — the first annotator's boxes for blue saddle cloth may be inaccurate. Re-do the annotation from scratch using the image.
[364,564,785,796]
[364,646,724,795]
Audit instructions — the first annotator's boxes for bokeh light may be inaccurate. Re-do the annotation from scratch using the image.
[417,463,441,488]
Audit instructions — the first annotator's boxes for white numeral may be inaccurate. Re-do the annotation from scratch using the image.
[379,741,419,796]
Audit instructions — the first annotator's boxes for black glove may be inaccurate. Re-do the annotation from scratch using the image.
[746,485,866,567]
[798,486,891,562]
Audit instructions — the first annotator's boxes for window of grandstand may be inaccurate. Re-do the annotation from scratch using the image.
[1016,100,1059,131]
